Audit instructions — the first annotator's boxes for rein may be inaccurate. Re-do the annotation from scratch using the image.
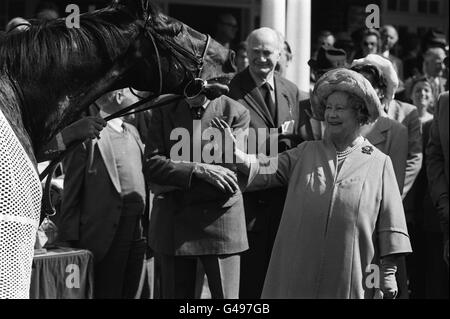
[39,94,183,221]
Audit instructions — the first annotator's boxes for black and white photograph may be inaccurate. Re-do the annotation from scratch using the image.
[0,0,448,308]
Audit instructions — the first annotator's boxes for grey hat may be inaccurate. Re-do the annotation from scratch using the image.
[310,68,382,122]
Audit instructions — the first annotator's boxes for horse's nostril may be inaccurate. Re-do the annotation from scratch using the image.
[184,78,206,99]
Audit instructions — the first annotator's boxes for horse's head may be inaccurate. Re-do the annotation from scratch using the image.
[111,0,236,99]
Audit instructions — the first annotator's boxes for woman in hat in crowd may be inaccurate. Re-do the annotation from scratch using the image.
[213,68,412,298]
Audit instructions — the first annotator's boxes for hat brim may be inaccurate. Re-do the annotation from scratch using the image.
[310,68,382,122]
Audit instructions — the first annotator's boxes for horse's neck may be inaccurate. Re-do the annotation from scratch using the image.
[24,55,137,157]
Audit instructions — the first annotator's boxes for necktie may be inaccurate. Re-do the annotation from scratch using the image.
[190,106,205,120]
[260,82,277,123]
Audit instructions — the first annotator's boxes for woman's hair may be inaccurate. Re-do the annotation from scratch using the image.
[347,92,371,125]
[350,64,387,100]
[362,28,381,40]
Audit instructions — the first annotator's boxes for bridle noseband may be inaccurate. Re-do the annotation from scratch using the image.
[139,20,211,98]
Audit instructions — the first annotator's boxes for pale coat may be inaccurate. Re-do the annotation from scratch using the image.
[246,138,412,299]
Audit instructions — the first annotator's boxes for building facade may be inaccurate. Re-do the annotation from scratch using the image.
[1,0,448,90]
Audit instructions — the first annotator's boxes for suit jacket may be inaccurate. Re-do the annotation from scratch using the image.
[144,95,250,256]
[228,68,307,232]
[388,100,423,198]
[362,116,409,194]
[426,92,449,240]
[228,67,309,153]
[59,123,145,262]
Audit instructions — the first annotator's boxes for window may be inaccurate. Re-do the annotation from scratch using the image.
[388,0,397,11]
[418,0,427,13]
[429,1,439,14]
[399,0,409,11]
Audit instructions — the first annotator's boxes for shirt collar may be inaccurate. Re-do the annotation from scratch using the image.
[187,99,210,110]
[249,68,275,91]
[100,110,124,133]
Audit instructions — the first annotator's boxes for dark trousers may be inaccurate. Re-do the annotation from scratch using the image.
[157,253,240,299]
[407,227,449,299]
[239,189,285,299]
[94,213,146,299]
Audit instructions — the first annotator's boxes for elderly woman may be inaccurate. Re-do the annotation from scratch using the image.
[213,68,412,298]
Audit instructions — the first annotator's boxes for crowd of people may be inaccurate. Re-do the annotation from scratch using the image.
[1,2,449,299]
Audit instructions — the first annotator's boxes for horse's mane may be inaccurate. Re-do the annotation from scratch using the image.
[0,8,139,85]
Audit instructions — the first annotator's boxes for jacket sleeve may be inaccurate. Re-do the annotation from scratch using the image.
[402,107,423,198]
[388,124,408,195]
[378,156,412,257]
[143,107,195,190]
[426,95,449,240]
[246,142,305,191]
[58,142,88,242]
[35,135,64,163]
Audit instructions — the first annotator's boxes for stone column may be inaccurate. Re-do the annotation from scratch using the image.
[285,0,311,92]
[260,0,286,35]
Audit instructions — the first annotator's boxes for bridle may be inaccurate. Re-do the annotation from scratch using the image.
[138,15,211,97]
[38,4,214,223]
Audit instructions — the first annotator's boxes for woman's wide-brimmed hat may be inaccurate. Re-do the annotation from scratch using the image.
[310,68,382,122]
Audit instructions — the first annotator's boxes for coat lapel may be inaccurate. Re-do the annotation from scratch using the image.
[97,127,122,194]
[240,68,275,127]
[362,117,391,149]
[274,76,293,127]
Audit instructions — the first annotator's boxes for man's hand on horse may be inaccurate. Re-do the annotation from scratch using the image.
[62,116,107,145]
[193,163,239,194]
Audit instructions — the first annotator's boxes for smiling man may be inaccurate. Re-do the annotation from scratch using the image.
[228,27,307,298]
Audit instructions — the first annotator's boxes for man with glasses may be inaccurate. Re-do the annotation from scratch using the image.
[214,13,239,50]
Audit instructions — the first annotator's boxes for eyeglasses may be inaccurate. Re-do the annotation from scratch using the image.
[363,42,377,47]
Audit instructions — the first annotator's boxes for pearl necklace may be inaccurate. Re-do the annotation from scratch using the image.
[336,136,364,160]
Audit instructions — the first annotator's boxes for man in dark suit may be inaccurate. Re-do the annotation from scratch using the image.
[427,91,449,267]
[59,88,147,299]
[143,92,250,299]
[227,27,307,298]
